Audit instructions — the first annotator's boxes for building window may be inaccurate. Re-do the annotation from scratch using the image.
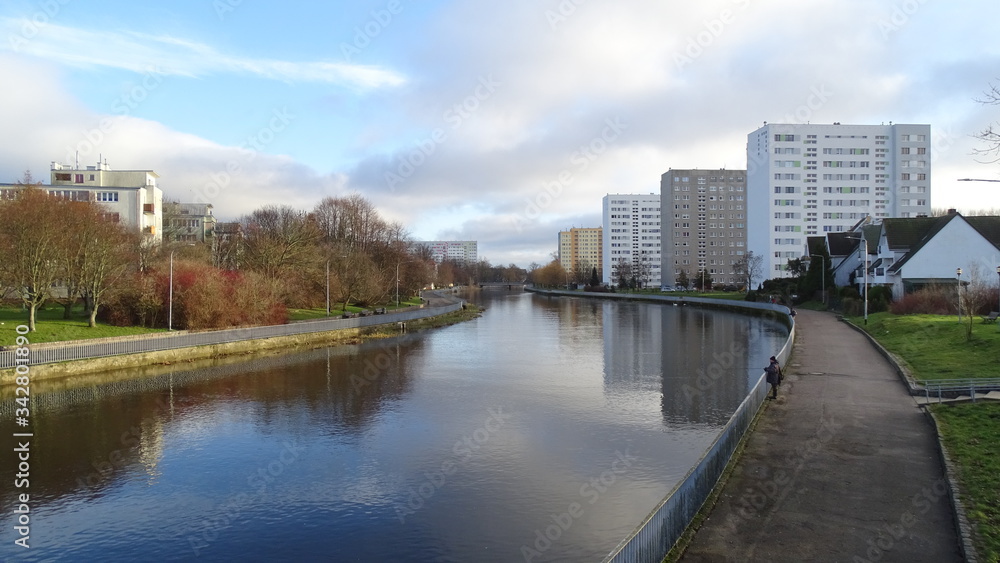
[96,192,119,202]
[75,174,84,183]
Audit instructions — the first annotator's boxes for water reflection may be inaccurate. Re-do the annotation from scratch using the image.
[0,291,787,562]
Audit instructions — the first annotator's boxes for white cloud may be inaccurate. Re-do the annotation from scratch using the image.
[0,18,405,89]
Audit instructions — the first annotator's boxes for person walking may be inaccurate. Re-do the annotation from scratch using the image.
[765,355,782,400]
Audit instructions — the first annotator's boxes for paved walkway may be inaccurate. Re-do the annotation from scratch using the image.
[679,309,964,562]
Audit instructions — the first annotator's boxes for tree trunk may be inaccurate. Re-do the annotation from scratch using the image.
[29,303,37,332]
[89,305,98,328]
[63,300,74,320]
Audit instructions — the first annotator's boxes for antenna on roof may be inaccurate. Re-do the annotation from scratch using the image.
[75,151,79,169]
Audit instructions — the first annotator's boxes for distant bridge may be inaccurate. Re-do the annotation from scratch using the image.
[478,282,528,290]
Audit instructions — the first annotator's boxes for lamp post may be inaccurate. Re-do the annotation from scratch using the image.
[810,254,826,306]
[168,250,175,331]
[957,267,963,322]
[845,234,868,324]
[325,260,330,317]
[995,265,1000,332]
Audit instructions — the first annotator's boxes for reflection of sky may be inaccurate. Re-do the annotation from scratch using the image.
[0,291,789,562]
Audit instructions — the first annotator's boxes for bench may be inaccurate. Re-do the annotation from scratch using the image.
[342,312,357,319]
[981,311,999,323]
[374,307,386,314]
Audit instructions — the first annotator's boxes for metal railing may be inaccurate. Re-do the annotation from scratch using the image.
[920,378,1000,403]
[602,319,796,563]
[0,302,463,370]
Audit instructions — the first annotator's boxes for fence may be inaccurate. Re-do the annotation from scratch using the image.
[0,302,464,370]
[920,377,1000,403]
[602,311,795,563]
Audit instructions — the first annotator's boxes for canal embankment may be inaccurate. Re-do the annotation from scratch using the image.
[0,294,472,385]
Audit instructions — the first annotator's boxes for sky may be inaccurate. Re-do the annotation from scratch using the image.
[1,0,999,267]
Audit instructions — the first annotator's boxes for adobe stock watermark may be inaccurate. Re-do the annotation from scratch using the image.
[65,66,167,164]
[734,413,842,522]
[545,0,586,30]
[521,450,638,562]
[191,107,296,205]
[512,116,627,233]
[384,74,500,192]
[7,0,72,53]
[394,407,511,524]
[213,0,242,21]
[746,84,834,177]
[341,0,407,61]
[673,0,752,70]
[878,0,930,40]
[680,340,747,403]
[186,439,307,557]
[852,478,949,563]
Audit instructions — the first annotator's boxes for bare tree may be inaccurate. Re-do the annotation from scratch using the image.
[733,251,764,291]
[240,205,321,279]
[973,82,1000,163]
[0,182,67,331]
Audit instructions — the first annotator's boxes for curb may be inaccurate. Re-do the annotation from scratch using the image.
[839,317,979,563]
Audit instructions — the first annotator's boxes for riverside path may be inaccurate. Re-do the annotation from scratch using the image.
[679,309,964,562]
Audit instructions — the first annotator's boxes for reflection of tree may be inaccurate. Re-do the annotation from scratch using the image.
[0,337,424,506]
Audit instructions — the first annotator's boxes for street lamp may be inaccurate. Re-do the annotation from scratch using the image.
[325,260,330,317]
[168,244,195,331]
[810,254,826,306]
[396,260,414,308]
[957,267,963,322]
[996,265,1000,315]
[169,250,175,331]
[845,234,868,324]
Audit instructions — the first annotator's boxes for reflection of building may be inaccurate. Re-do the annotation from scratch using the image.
[597,300,784,426]
[0,159,163,242]
[660,169,747,287]
[163,202,217,243]
[602,194,662,287]
[558,227,602,281]
[417,240,478,263]
[747,123,932,278]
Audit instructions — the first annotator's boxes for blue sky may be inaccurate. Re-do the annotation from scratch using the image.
[2,0,1000,266]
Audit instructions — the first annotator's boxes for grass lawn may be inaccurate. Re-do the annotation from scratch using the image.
[931,403,1000,562]
[0,304,164,345]
[849,312,1000,381]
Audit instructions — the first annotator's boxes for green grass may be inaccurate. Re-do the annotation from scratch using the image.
[0,304,164,344]
[931,403,1000,561]
[848,312,1000,381]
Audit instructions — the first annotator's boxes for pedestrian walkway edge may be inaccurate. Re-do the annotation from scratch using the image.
[924,407,981,563]
[841,317,979,563]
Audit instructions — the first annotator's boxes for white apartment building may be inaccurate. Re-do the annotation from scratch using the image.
[418,240,478,263]
[660,169,748,288]
[747,123,931,279]
[0,160,164,243]
[602,194,662,287]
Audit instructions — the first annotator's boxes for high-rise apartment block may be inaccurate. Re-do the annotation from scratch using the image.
[660,169,748,287]
[747,123,931,278]
[558,227,602,280]
[417,240,478,263]
[602,194,662,287]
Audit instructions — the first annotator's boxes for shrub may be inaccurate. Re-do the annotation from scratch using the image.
[890,286,954,315]
[744,290,759,302]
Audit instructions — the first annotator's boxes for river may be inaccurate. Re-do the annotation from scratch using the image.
[0,290,787,562]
